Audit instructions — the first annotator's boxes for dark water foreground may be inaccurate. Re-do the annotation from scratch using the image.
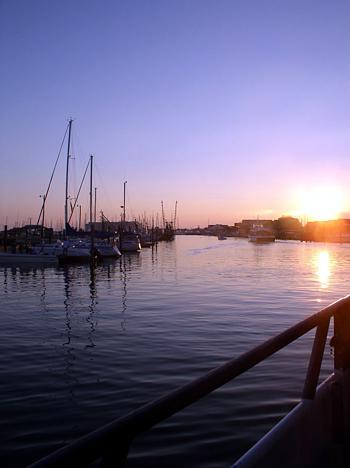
[1,236,349,467]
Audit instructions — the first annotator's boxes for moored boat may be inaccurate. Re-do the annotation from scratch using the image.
[0,251,58,265]
[66,239,121,258]
[248,224,275,243]
[119,232,141,253]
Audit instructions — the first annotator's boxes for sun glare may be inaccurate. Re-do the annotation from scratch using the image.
[316,251,330,289]
[297,187,345,221]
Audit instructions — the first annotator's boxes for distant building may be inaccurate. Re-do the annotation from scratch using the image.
[303,219,350,242]
[205,224,238,237]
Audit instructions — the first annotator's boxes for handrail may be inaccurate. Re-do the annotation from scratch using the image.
[29,294,350,467]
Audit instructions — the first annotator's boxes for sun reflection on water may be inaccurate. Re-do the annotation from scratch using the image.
[316,250,331,289]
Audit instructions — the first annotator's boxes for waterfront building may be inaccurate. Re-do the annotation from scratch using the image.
[273,216,303,240]
[303,218,350,242]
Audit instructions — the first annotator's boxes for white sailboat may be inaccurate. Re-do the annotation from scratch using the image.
[58,139,94,263]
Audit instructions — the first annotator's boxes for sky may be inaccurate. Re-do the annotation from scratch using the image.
[1,0,350,228]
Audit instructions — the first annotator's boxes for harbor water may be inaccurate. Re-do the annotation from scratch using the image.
[1,236,349,467]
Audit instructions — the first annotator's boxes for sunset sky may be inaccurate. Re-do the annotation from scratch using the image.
[1,0,350,228]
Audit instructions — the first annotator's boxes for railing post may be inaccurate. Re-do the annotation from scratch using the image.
[334,304,350,443]
[302,317,330,400]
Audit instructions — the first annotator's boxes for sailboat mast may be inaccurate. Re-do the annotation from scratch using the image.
[94,187,97,223]
[64,119,73,237]
[90,154,95,254]
[123,181,127,225]
[90,155,93,230]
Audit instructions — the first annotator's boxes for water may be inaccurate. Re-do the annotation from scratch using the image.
[1,236,349,467]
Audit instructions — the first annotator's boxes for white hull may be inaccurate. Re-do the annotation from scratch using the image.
[33,240,121,261]
[66,240,121,258]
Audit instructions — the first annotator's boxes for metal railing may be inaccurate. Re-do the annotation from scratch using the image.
[29,295,350,467]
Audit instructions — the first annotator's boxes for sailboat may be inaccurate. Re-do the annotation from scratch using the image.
[0,248,58,265]
[57,121,95,263]
[119,181,141,253]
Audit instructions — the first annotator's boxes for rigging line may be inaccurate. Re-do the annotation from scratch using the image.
[36,123,69,227]
[68,157,91,224]
[94,161,114,208]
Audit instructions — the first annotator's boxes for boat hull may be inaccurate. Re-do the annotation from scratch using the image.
[248,236,275,243]
[119,233,141,252]
[0,253,58,264]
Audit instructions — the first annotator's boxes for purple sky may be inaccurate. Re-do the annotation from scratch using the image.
[1,0,350,228]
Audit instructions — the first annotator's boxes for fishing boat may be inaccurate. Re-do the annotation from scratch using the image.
[159,200,177,241]
[248,224,275,243]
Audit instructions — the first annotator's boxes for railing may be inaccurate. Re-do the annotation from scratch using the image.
[29,295,350,467]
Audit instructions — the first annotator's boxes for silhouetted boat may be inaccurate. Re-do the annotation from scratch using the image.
[0,251,57,265]
[248,224,275,243]
[119,232,141,252]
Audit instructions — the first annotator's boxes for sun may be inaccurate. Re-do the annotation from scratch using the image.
[297,187,345,221]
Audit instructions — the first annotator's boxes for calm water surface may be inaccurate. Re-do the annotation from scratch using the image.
[1,236,350,467]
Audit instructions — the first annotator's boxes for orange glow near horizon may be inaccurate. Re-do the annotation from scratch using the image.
[296,187,345,221]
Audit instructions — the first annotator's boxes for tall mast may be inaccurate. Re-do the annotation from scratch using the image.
[90,155,93,230]
[64,119,73,237]
[90,154,94,254]
[123,181,127,225]
[94,187,97,223]
[173,200,178,229]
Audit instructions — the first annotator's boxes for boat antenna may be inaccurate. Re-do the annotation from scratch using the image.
[64,119,73,238]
